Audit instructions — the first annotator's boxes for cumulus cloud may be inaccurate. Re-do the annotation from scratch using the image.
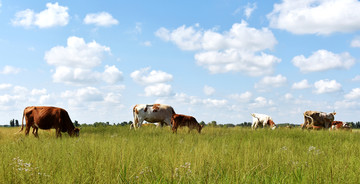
[131,67,173,85]
[157,92,227,107]
[131,67,173,97]
[12,2,69,28]
[204,85,215,96]
[267,0,360,35]
[352,75,360,81]
[229,91,252,102]
[244,3,257,19]
[255,74,287,89]
[351,36,360,47]
[0,84,12,90]
[292,79,311,89]
[45,36,122,85]
[249,96,274,108]
[84,12,118,27]
[156,20,280,76]
[102,65,123,84]
[292,50,355,73]
[344,88,360,99]
[0,65,21,74]
[144,83,173,97]
[313,79,342,94]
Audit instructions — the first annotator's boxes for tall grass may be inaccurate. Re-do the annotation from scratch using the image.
[1,126,359,183]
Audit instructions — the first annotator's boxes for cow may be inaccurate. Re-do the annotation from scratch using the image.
[132,104,175,130]
[18,106,80,137]
[251,113,277,130]
[331,121,352,131]
[302,111,336,130]
[171,114,203,133]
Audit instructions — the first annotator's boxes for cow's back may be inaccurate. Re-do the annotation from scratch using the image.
[33,106,62,129]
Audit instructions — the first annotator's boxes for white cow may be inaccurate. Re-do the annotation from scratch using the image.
[251,113,277,130]
[131,104,175,130]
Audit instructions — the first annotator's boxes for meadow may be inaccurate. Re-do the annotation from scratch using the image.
[1,126,359,183]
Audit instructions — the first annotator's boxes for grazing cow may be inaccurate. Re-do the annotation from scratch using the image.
[132,104,175,130]
[331,121,352,131]
[251,113,277,130]
[171,114,203,133]
[18,106,80,137]
[302,111,336,130]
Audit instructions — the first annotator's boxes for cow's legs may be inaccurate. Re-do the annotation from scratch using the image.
[25,125,31,136]
[164,118,172,128]
[251,121,258,130]
[55,128,62,138]
[32,126,39,138]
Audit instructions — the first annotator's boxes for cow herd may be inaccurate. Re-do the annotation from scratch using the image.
[17,104,351,138]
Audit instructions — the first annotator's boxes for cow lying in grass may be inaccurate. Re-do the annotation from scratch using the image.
[171,114,203,133]
[331,121,352,131]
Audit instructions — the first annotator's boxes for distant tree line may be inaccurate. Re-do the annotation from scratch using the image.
[3,119,360,129]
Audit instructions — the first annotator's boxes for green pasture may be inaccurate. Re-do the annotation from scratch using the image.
[1,126,359,183]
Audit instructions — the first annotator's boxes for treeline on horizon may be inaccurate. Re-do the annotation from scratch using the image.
[3,119,360,129]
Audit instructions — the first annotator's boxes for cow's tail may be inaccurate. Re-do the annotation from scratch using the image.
[304,115,314,125]
[17,109,26,134]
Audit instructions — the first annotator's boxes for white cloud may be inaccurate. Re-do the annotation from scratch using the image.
[156,92,227,107]
[62,87,103,106]
[250,96,274,108]
[144,83,173,97]
[84,12,118,27]
[284,93,293,100]
[131,67,173,97]
[292,50,355,73]
[268,0,360,35]
[156,20,280,75]
[12,2,69,28]
[352,75,360,81]
[255,74,287,89]
[130,67,173,85]
[229,91,252,102]
[204,85,215,96]
[142,41,152,47]
[0,84,12,90]
[292,79,311,89]
[102,65,123,84]
[351,36,360,47]
[31,88,47,96]
[0,65,21,74]
[45,36,122,85]
[244,3,257,19]
[345,88,360,99]
[314,79,342,94]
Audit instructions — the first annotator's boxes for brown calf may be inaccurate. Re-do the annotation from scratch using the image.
[171,114,203,133]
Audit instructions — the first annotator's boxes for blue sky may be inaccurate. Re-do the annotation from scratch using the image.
[1,0,360,125]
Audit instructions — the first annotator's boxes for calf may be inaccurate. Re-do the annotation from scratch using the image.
[171,114,203,133]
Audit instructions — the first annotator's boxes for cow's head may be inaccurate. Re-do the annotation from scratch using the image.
[197,124,204,133]
[268,119,277,130]
[72,128,80,137]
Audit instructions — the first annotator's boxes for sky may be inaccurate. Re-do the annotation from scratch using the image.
[1,0,360,125]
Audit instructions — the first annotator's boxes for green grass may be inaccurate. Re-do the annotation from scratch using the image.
[1,126,359,183]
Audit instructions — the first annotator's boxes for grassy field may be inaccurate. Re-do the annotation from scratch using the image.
[1,126,359,183]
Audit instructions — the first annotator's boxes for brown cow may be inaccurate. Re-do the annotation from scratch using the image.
[18,106,80,137]
[171,114,203,133]
[302,110,336,130]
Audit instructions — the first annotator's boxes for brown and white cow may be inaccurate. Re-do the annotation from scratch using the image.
[18,106,80,137]
[171,114,203,133]
[251,113,277,130]
[302,110,336,130]
[132,104,175,129]
[331,121,352,131]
